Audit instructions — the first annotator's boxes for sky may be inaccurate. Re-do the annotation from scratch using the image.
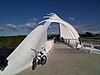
[0,0,100,36]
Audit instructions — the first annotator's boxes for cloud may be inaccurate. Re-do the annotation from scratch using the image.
[74,25,84,34]
[68,17,75,21]
[0,27,3,31]
[25,22,37,30]
[7,24,18,31]
[28,18,38,22]
[84,24,97,31]
[32,18,38,22]
[74,22,86,33]
[51,30,59,34]
[74,22,100,34]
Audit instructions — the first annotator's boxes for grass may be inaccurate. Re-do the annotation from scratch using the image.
[0,35,26,51]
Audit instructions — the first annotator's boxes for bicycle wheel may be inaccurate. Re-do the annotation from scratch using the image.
[41,55,47,65]
[32,58,37,70]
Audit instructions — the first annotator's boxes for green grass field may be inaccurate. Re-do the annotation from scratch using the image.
[0,35,26,51]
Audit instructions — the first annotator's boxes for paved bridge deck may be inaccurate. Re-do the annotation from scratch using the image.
[17,43,100,75]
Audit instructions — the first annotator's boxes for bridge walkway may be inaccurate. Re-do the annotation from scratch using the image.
[17,43,100,75]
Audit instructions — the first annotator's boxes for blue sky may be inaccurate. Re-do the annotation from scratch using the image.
[0,0,100,36]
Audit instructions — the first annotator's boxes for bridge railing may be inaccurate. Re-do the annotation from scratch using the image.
[63,38,100,53]
[62,39,81,49]
[81,39,100,46]
[81,39,100,52]
[45,39,54,54]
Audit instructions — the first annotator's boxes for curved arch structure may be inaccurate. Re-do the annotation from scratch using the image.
[40,13,79,39]
[40,13,80,48]
[0,13,81,75]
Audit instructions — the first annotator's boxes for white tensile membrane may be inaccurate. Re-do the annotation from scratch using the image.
[0,13,80,75]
